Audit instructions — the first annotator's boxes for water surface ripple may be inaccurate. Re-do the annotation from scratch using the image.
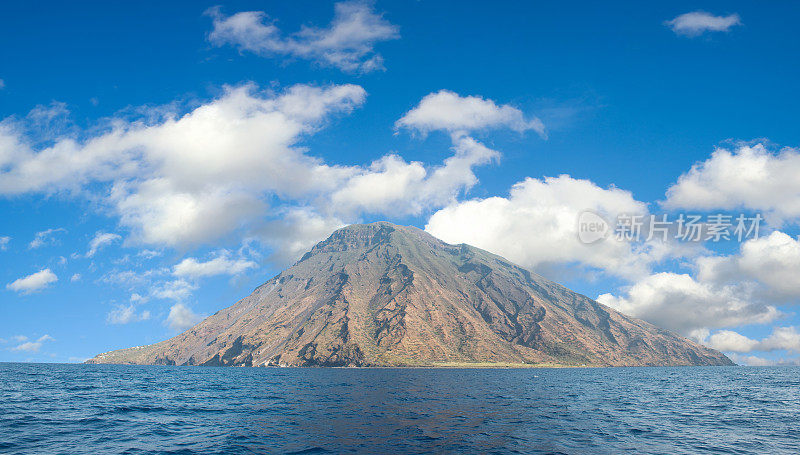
[1,363,798,454]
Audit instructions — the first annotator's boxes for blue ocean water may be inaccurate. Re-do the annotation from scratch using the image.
[0,363,798,454]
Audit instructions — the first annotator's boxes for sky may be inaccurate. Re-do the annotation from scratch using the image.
[1,0,799,365]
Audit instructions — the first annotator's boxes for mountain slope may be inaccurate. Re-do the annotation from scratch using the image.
[88,222,732,367]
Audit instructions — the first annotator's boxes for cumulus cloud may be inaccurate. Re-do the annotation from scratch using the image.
[107,304,151,324]
[166,303,202,331]
[29,228,66,249]
[11,334,55,352]
[603,230,800,337]
[0,236,9,250]
[70,273,81,282]
[207,1,399,73]
[597,272,779,336]
[6,268,58,294]
[664,144,800,224]
[426,174,661,279]
[697,231,800,300]
[665,11,741,37]
[112,181,268,248]
[86,232,121,257]
[396,90,545,137]
[2,84,519,268]
[699,327,800,354]
[330,134,500,216]
[173,251,258,278]
[759,327,800,353]
[0,83,367,249]
[703,329,760,352]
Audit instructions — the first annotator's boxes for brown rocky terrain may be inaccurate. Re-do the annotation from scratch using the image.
[87,222,732,367]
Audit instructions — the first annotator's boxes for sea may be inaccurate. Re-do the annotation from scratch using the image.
[0,363,798,454]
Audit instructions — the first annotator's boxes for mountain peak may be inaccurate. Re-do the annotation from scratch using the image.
[303,221,440,258]
[329,221,429,239]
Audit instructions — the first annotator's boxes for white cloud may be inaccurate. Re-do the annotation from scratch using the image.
[0,84,366,249]
[151,279,196,302]
[86,232,121,257]
[597,272,780,336]
[331,155,427,213]
[600,231,800,337]
[70,273,82,282]
[166,303,202,331]
[0,236,9,250]
[699,327,800,354]
[1,84,513,267]
[426,174,657,279]
[207,1,399,73]
[101,268,203,304]
[101,269,162,290]
[603,232,800,338]
[106,304,151,324]
[29,228,66,249]
[255,209,346,265]
[330,133,499,216]
[664,144,800,224]
[704,330,760,353]
[6,268,58,294]
[111,180,268,248]
[396,90,545,137]
[11,334,54,353]
[759,327,800,353]
[697,231,800,300]
[665,11,741,37]
[173,251,258,278]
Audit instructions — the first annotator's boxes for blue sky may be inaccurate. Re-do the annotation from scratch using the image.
[1,1,799,365]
